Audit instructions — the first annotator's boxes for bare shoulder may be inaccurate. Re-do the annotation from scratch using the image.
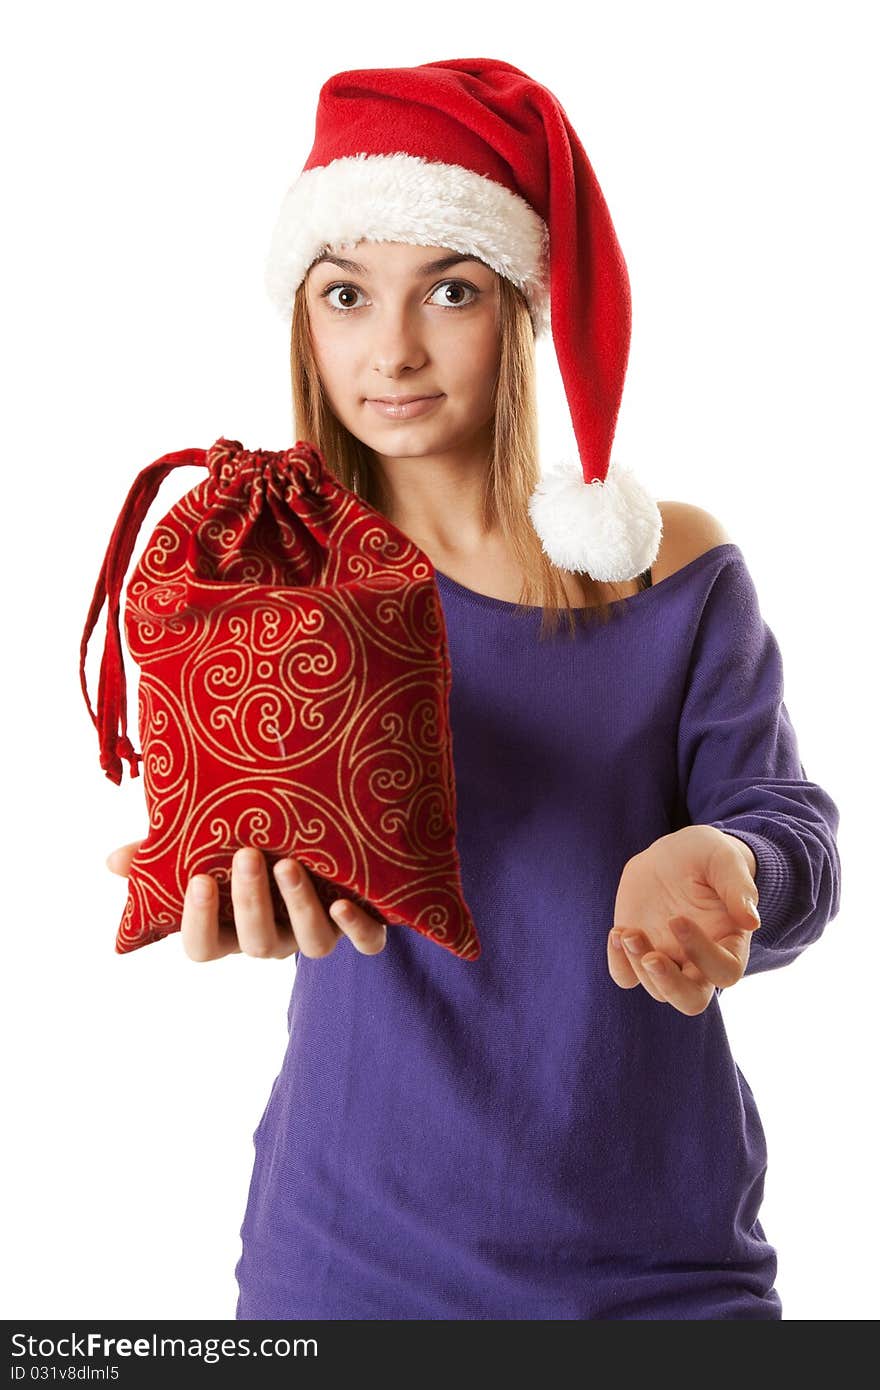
[651,501,734,584]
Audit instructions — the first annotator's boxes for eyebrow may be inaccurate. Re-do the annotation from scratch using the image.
[311,251,487,276]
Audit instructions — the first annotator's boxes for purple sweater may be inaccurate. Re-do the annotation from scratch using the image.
[234,543,842,1320]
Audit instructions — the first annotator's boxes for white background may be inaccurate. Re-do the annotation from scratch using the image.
[3,0,876,1321]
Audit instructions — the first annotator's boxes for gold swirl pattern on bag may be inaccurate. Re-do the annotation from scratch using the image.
[117,438,480,961]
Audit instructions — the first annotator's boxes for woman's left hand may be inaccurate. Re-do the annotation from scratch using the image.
[608,826,762,1015]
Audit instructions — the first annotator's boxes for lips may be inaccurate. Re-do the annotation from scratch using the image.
[368,395,440,404]
[365,395,444,420]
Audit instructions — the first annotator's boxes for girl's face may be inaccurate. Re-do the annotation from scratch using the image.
[304,241,502,465]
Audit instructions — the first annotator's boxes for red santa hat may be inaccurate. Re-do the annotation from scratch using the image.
[264,56,662,582]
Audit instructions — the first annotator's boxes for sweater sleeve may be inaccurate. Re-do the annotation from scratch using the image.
[675,549,843,977]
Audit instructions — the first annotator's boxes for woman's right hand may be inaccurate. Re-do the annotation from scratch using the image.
[105,843,388,962]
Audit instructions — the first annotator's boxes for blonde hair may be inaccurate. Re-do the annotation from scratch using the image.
[289,267,633,639]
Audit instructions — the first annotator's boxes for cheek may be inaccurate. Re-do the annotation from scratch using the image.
[459,331,502,406]
[443,317,500,377]
[309,323,345,374]
[309,332,360,405]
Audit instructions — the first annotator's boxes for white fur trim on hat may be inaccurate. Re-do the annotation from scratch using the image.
[527,455,663,582]
[264,152,551,336]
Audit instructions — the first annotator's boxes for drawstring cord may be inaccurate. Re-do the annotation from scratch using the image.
[79,447,207,785]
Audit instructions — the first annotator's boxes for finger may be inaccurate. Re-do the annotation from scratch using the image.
[273,856,337,957]
[231,848,297,959]
[615,927,717,1013]
[273,855,385,957]
[181,873,241,962]
[735,892,762,932]
[105,841,143,876]
[607,928,642,990]
[725,867,762,931]
[713,834,763,931]
[328,898,388,956]
[639,949,717,1016]
[614,930,670,1003]
[271,857,352,958]
[669,915,747,987]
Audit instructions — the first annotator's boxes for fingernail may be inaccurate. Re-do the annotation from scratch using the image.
[238,849,262,877]
[744,896,761,922]
[610,931,623,949]
[276,858,301,887]
[621,933,640,951]
[330,902,352,924]
[644,957,665,973]
[190,878,213,904]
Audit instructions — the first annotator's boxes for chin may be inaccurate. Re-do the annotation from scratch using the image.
[369,438,437,457]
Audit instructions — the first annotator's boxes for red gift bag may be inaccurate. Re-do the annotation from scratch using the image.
[80,437,481,961]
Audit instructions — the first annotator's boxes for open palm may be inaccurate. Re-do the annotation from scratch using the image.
[609,825,761,1012]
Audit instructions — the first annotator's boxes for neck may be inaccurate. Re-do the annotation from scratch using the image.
[372,437,497,554]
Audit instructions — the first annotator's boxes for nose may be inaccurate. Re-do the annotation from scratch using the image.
[371,304,428,376]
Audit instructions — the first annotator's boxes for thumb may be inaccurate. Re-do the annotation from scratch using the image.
[105,840,142,876]
[725,868,762,931]
[712,832,762,931]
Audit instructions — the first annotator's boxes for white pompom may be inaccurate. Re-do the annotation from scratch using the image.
[527,455,663,582]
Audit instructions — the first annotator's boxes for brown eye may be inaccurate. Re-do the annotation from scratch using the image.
[429,281,479,307]
[320,284,365,313]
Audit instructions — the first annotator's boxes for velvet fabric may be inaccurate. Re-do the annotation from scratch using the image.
[80,437,479,961]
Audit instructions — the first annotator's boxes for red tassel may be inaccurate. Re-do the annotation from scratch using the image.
[80,447,207,784]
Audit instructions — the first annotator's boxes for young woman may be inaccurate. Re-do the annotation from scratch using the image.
[107,59,842,1320]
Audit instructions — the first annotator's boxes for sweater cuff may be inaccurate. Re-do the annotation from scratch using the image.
[708,824,792,948]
